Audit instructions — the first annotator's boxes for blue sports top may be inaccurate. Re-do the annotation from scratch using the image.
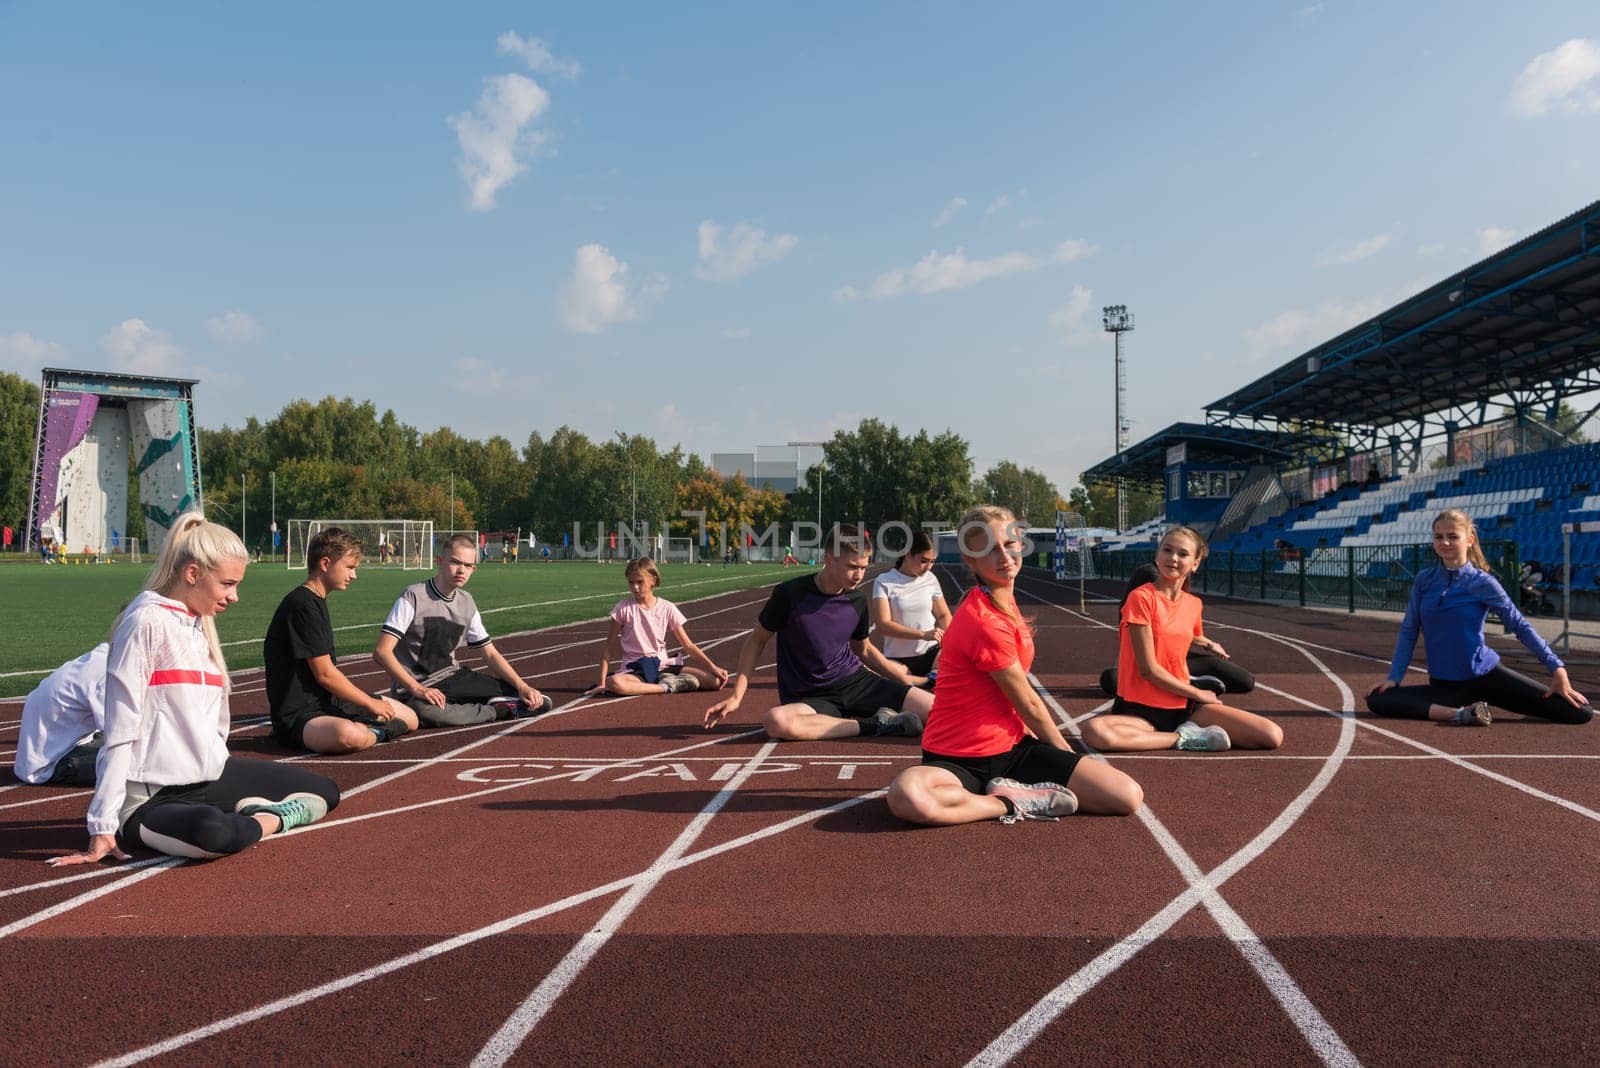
[1387,562,1563,684]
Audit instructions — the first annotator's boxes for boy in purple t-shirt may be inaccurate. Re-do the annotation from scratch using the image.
[589,557,729,695]
[704,525,933,740]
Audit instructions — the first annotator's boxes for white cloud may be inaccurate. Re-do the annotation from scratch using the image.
[1508,38,1600,117]
[722,327,752,340]
[933,197,967,227]
[1319,233,1390,266]
[205,310,264,344]
[562,243,664,334]
[656,403,721,443]
[0,331,67,373]
[448,73,551,211]
[496,32,581,79]
[100,319,182,375]
[695,220,798,282]
[1417,242,1446,257]
[835,248,1036,302]
[1048,285,1097,345]
[1244,297,1388,361]
[1478,226,1517,255]
[984,194,1010,217]
[1052,239,1099,263]
[451,356,507,394]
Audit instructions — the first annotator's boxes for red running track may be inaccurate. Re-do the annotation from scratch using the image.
[2,571,1598,1065]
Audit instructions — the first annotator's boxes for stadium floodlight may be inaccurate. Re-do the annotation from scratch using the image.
[788,440,827,531]
[1103,305,1135,533]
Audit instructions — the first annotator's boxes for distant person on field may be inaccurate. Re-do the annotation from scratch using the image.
[1082,526,1283,754]
[704,524,932,740]
[373,534,553,726]
[1097,563,1255,697]
[588,557,729,697]
[887,507,1143,825]
[1368,508,1591,726]
[264,527,419,754]
[870,530,951,688]
[49,514,339,866]
[15,643,109,786]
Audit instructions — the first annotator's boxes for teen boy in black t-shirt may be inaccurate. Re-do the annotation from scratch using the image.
[264,527,419,753]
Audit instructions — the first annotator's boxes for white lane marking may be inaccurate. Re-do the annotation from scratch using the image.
[0,857,173,901]
[93,786,886,1067]
[1255,681,1600,825]
[955,568,1359,1067]
[0,860,181,939]
[471,742,780,1065]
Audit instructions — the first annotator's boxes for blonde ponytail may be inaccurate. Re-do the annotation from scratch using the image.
[118,512,248,686]
[956,504,1036,635]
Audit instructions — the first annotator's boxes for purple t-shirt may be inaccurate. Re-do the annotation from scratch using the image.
[758,575,871,701]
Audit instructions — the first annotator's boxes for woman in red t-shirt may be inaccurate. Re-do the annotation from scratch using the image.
[886,506,1143,825]
[1081,527,1283,753]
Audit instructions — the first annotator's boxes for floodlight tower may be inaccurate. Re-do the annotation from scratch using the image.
[1102,304,1134,533]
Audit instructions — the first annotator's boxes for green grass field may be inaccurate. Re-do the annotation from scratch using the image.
[1,560,804,697]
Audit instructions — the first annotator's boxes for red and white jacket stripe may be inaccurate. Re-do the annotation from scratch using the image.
[86,590,231,836]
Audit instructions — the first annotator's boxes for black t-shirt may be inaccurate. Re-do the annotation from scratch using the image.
[757,574,870,700]
[264,585,338,725]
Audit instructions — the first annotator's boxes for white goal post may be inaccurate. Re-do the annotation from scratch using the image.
[664,537,696,563]
[285,519,434,570]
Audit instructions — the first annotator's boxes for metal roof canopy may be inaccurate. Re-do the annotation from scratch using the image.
[1205,199,1600,430]
[1082,421,1332,484]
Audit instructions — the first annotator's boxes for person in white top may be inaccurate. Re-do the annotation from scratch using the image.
[871,531,952,687]
[589,557,729,695]
[49,514,340,867]
[15,643,109,786]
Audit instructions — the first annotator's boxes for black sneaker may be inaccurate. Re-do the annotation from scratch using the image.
[870,707,924,737]
[1189,674,1226,695]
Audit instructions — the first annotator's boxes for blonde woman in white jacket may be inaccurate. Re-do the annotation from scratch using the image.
[50,514,339,865]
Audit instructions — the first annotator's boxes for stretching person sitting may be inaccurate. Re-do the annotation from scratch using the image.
[50,514,338,866]
[373,534,552,725]
[1097,564,1254,697]
[15,644,109,786]
[264,526,419,754]
[704,524,932,739]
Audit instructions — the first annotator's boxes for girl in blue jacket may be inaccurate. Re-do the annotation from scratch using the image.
[1368,509,1591,725]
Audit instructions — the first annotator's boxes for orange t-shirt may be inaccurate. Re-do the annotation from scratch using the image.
[1116,584,1203,710]
[921,588,1035,757]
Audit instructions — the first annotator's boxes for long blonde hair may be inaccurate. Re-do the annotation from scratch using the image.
[956,504,1035,634]
[119,512,248,685]
[1433,508,1489,570]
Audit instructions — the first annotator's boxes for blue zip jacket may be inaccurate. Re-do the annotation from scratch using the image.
[1387,562,1563,684]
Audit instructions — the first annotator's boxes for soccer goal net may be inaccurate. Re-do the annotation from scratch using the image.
[1054,511,1095,580]
[663,537,696,563]
[285,519,434,570]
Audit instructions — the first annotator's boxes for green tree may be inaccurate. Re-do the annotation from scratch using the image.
[978,462,1058,525]
[0,372,41,540]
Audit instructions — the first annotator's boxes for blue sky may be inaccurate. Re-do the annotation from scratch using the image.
[3,2,1598,494]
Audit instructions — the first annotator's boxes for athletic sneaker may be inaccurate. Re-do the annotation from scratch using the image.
[489,694,555,718]
[235,792,330,833]
[1174,720,1232,752]
[985,777,1079,823]
[1450,701,1492,727]
[662,672,700,694]
[871,707,924,737]
[1189,674,1226,695]
[377,715,411,741]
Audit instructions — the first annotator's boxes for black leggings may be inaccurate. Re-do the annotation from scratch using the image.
[1099,652,1256,697]
[118,757,341,859]
[1365,664,1594,725]
[409,667,519,727]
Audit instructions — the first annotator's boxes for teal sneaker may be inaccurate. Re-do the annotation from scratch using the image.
[236,792,329,833]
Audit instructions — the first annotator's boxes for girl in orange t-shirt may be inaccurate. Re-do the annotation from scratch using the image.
[1082,527,1283,754]
[886,506,1143,825]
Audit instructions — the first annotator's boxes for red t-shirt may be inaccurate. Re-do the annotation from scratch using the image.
[921,588,1035,758]
[1117,584,1203,710]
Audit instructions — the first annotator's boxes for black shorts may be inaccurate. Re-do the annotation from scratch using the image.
[622,656,685,685]
[272,698,384,750]
[789,667,910,717]
[920,736,1083,795]
[889,646,940,677]
[1108,696,1192,734]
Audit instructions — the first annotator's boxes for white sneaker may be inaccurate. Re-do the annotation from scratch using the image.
[1174,720,1232,752]
[985,777,1078,822]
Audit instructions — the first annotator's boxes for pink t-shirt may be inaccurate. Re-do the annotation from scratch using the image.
[610,596,687,666]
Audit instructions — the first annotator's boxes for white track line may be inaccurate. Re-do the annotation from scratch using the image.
[472,741,780,1065]
[0,860,181,939]
[0,857,173,901]
[94,785,886,1066]
[956,569,1359,1067]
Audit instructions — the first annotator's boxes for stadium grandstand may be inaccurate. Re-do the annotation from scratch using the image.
[1083,197,1600,613]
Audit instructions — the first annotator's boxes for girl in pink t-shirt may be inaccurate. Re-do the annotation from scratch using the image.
[590,557,730,696]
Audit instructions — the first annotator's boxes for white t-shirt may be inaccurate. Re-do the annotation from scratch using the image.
[871,568,944,658]
[15,643,109,784]
[610,596,687,666]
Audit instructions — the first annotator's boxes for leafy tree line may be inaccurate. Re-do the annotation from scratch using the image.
[0,373,1076,550]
